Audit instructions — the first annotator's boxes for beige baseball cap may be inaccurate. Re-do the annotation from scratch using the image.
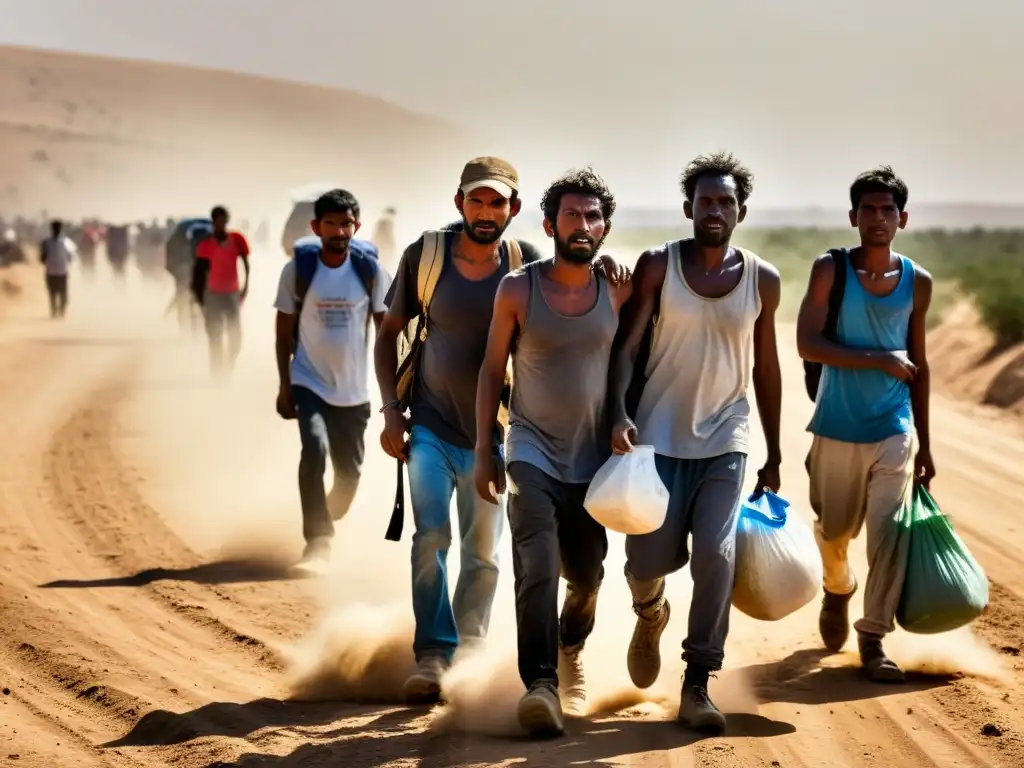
[459,156,519,199]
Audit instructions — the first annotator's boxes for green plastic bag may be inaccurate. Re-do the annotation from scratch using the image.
[896,485,989,634]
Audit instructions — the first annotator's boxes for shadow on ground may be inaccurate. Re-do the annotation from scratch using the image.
[741,648,957,706]
[40,557,311,589]
[106,697,794,768]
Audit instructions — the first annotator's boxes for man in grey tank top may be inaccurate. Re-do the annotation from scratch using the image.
[608,152,783,734]
[475,168,633,738]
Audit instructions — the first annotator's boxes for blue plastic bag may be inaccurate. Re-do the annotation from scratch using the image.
[732,491,823,621]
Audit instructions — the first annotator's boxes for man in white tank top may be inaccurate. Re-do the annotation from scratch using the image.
[607,152,783,733]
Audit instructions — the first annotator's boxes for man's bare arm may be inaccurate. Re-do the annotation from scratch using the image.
[374,306,409,406]
[475,273,527,453]
[753,262,783,467]
[908,268,934,468]
[608,248,667,425]
[797,255,898,371]
[275,311,296,390]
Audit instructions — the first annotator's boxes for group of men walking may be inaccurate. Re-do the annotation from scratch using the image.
[269,154,933,738]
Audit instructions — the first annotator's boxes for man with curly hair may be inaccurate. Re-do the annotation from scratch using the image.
[607,151,783,733]
[475,167,633,737]
[375,158,630,707]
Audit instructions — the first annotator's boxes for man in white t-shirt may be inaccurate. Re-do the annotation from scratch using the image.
[273,189,393,570]
[40,219,77,318]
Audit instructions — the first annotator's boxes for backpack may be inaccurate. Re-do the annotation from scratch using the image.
[803,248,848,401]
[385,230,522,544]
[292,236,379,349]
[394,230,522,412]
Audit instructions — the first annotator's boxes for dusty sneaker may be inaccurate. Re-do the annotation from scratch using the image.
[517,681,564,738]
[627,597,671,689]
[677,683,727,734]
[558,643,586,715]
[819,580,857,653]
[403,656,448,704]
[293,537,331,575]
[858,632,905,683]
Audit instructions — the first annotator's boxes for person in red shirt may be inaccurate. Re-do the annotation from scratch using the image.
[192,205,251,377]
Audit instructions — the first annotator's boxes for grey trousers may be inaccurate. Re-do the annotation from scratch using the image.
[507,461,608,690]
[203,291,241,372]
[624,452,746,672]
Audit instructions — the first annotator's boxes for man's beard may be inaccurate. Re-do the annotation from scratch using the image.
[323,236,350,254]
[555,231,605,264]
[694,220,732,247]
[462,217,508,244]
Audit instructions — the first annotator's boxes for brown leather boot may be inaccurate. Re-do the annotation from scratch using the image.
[819,580,857,653]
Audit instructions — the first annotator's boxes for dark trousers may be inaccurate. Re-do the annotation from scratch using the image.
[45,274,68,317]
[293,386,370,543]
[507,461,608,690]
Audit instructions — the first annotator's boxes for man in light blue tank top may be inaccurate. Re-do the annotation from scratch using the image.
[797,166,935,683]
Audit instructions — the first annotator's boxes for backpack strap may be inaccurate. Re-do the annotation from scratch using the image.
[349,239,379,342]
[823,247,847,341]
[292,240,321,347]
[416,231,445,321]
[506,238,523,271]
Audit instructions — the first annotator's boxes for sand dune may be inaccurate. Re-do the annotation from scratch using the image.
[0,44,472,231]
[929,300,1024,420]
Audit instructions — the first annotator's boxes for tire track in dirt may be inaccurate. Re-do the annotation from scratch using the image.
[0,336,318,767]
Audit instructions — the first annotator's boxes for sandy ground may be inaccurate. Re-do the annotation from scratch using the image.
[2,253,1024,768]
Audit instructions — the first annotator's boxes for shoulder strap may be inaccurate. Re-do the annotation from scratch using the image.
[349,244,378,342]
[506,238,523,271]
[293,242,320,304]
[291,242,320,346]
[416,231,445,316]
[823,248,847,339]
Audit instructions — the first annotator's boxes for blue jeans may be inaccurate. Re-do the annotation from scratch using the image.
[407,425,504,663]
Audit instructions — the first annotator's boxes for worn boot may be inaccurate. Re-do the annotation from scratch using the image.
[677,667,726,733]
[518,681,564,737]
[819,579,857,653]
[626,571,671,689]
[403,655,448,704]
[858,632,905,683]
[558,643,586,715]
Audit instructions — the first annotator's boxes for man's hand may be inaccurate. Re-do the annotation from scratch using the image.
[914,448,936,488]
[380,407,410,461]
[755,460,781,495]
[240,287,249,304]
[474,447,506,504]
[611,417,637,455]
[879,350,917,383]
[595,253,632,285]
[276,386,296,420]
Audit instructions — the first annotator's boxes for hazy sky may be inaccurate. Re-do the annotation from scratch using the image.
[2,0,1021,209]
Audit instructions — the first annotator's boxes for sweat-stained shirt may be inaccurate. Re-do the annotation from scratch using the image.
[385,228,542,450]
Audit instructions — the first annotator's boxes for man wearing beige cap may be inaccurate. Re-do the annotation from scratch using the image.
[374,157,628,705]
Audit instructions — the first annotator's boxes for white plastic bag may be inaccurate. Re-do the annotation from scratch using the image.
[584,446,669,535]
[732,491,823,621]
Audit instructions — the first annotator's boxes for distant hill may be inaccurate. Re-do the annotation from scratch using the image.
[0,45,471,229]
[519,204,1024,232]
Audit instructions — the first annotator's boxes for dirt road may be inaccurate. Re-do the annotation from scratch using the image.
[2,257,1024,768]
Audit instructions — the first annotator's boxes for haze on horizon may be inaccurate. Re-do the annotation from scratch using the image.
[2,0,1021,212]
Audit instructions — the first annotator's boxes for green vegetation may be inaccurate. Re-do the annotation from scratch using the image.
[538,226,1024,341]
